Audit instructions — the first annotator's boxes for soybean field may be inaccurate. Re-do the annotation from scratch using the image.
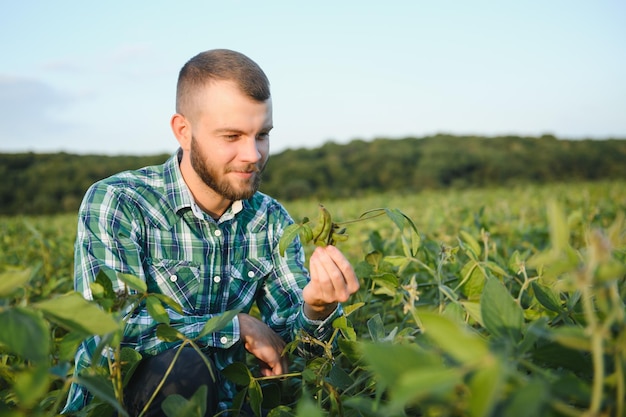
[1,181,625,417]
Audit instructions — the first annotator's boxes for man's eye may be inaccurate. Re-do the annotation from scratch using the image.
[224,134,239,140]
[257,133,270,140]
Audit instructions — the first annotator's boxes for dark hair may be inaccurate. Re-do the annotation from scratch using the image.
[176,49,270,115]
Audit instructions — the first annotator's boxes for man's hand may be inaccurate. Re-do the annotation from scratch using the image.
[303,245,360,321]
[238,313,288,376]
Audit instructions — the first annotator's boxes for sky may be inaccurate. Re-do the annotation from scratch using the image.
[1,1,625,156]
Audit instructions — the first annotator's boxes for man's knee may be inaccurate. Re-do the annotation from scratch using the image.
[124,346,219,417]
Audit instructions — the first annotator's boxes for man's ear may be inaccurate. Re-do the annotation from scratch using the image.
[170,113,191,150]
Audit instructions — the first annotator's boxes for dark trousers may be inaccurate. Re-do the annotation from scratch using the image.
[123,347,219,417]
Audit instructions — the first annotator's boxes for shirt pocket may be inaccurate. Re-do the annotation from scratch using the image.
[226,257,273,310]
[146,258,201,314]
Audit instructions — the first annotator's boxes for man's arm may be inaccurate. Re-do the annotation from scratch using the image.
[240,203,359,373]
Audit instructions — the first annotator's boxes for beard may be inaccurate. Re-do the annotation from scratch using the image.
[190,136,265,201]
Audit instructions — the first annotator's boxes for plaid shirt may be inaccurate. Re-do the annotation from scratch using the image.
[62,150,342,414]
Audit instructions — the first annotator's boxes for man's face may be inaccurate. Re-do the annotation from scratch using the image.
[187,80,272,201]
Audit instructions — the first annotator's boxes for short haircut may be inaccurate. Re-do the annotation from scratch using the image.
[176,49,271,116]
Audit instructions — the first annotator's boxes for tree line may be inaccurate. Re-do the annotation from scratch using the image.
[1,134,625,216]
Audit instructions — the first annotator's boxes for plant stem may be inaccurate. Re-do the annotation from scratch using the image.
[579,269,604,416]
[138,341,189,417]
[615,352,624,417]
[256,371,303,381]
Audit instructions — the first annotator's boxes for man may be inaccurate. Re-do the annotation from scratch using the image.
[62,49,359,416]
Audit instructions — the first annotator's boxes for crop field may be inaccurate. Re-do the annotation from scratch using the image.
[1,180,625,417]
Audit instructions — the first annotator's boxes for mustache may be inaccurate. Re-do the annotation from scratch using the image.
[227,164,262,174]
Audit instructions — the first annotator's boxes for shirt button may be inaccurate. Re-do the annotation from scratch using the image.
[247,271,255,278]
[214,229,222,237]
[170,275,178,282]
[220,336,228,344]
[213,276,221,283]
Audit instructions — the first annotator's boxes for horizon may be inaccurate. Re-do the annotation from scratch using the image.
[2,132,624,157]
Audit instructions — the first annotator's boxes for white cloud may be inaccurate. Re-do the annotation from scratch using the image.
[0,76,77,148]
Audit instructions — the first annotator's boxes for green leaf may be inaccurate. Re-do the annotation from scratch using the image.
[544,326,592,351]
[420,311,490,365]
[458,261,486,301]
[371,272,399,296]
[481,278,524,343]
[360,342,442,386]
[267,405,292,417]
[146,295,170,324]
[468,358,505,417]
[367,314,386,342]
[162,385,208,417]
[459,230,481,257]
[393,366,463,407]
[34,292,119,336]
[460,301,484,327]
[76,373,129,417]
[329,364,353,390]
[296,394,323,417]
[502,380,550,417]
[442,301,465,323]
[382,208,421,256]
[531,341,592,375]
[13,365,50,408]
[150,293,184,315]
[197,309,240,339]
[531,281,562,312]
[438,284,459,302]
[94,269,115,298]
[343,302,365,316]
[89,282,105,299]
[156,324,185,342]
[248,379,263,417]
[279,223,304,256]
[57,331,85,362]
[484,261,508,277]
[551,372,592,406]
[365,250,383,268]
[117,272,147,293]
[337,339,361,363]
[332,315,356,341]
[0,268,31,297]
[0,307,50,362]
[120,347,143,386]
[518,317,549,355]
[342,397,380,415]
[222,362,252,386]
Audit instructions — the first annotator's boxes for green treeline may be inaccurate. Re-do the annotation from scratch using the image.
[262,134,626,199]
[1,134,625,216]
[0,153,170,215]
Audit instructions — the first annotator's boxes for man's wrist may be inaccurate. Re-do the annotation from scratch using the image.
[303,302,338,321]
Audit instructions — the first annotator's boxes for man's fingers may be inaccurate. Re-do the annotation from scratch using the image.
[310,246,359,302]
[309,255,335,301]
[323,246,360,293]
[239,313,288,376]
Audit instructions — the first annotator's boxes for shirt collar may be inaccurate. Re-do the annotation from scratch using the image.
[163,149,245,223]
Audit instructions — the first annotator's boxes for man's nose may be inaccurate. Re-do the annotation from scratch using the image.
[240,136,262,163]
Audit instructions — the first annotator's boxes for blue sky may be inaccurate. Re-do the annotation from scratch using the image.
[1,1,625,155]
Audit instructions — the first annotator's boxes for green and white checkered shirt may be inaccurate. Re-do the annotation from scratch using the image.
[62,150,342,414]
